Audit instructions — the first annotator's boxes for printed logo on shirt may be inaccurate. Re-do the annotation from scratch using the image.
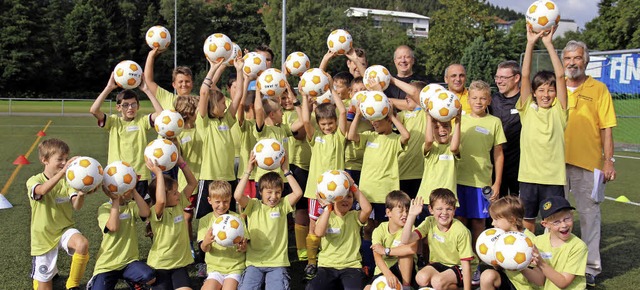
[439,154,453,161]
[217,125,229,131]
[119,212,131,220]
[405,112,417,118]
[540,251,552,260]
[474,126,490,135]
[55,197,70,204]
[366,141,379,148]
[315,136,325,144]
[181,135,192,144]
[510,108,519,115]
[174,215,184,224]
[326,228,341,234]
[392,240,402,247]
[270,212,281,218]
[432,233,445,243]
[126,126,140,132]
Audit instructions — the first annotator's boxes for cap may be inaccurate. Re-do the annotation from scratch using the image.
[540,196,575,219]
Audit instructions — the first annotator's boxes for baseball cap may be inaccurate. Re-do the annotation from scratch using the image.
[540,196,575,219]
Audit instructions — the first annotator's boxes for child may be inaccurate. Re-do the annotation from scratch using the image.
[344,77,372,185]
[236,79,258,198]
[27,139,90,290]
[306,174,372,290]
[456,80,506,247]
[194,58,243,218]
[144,47,194,110]
[518,26,568,233]
[401,189,474,290]
[365,191,417,290]
[88,188,155,289]
[90,75,163,200]
[197,181,248,290]
[301,77,348,279]
[522,196,588,290]
[479,196,536,290]
[234,153,304,290]
[146,155,198,290]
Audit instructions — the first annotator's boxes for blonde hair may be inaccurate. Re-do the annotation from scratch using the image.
[208,180,232,200]
[262,98,282,116]
[38,138,70,161]
[207,89,226,118]
[174,95,198,120]
[469,80,491,96]
[489,196,525,231]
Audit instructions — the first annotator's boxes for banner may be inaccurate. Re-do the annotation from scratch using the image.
[586,53,640,95]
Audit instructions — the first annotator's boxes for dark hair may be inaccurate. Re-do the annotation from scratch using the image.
[333,71,354,86]
[351,77,364,86]
[227,73,237,89]
[429,188,457,207]
[353,48,366,58]
[243,90,256,113]
[172,66,193,82]
[148,174,177,204]
[385,190,411,210]
[315,103,338,122]
[256,44,274,61]
[497,60,521,77]
[258,172,284,192]
[531,70,556,92]
[116,90,139,104]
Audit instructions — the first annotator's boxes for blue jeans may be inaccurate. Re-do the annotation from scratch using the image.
[238,266,290,290]
[89,261,155,290]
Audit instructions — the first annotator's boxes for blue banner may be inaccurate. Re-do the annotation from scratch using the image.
[586,53,640,95]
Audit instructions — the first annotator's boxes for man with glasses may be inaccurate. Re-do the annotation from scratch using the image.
[444,64,470,114]
[489,61,522,197]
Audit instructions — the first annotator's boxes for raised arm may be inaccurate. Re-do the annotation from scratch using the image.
[90,73,118,123]
[332,81,348,136]
[146,158,166,218]
[347,107,361,143]
[520,25,544,106]
[401,196,424,244]
[228,56,245,118]
[234,153,256,209]
[314,203,332,237]
[319,50,337,72]
[138,76,163,120]
[34,156,77,197]
[450,113,462,154]
[103,190,122,232]
[284,155,304,207]
[354,184,372,224]
[391,76,420,105]
[177,154,197,199]
[543,26,566,110]
[144,48,162,96]
[301,90,315,141]
[424,113,435,154]
[133,189,150,219]
[197,61,225,117]
[345,48,366,78]
[390,111,410,145]
[254,88,265,129]
[237,77,250,126]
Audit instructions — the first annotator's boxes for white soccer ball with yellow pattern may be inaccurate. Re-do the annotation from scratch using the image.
[371,275,402,290]
[66,156,103,192]
[145,25,171,51]
[224,42,242,67]
[257,68,287,98]
[253,138,285,170]
[113,60,142,90]
[285,52,311,77]
[495,231,534,271]
[144,139,178,171]
[476,228,506,266]
[103,161,137,195]
[419,83,446,110]
[316,170,350,204]
[154,110,184,139]
[426,90,461,122]
[526,0,561,33]
[363,65,391,91]
[212,214,245,247]
[242,52,268,79]
[203,33,233,63]
[327,29,353,55]
[359,91,391,121]
[299,68,330,98]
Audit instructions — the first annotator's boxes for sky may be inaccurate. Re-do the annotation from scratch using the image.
[486,0,600,29]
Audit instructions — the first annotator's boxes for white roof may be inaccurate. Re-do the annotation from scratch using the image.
[346,7,430,20]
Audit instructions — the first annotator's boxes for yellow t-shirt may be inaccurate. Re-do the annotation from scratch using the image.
[177,127,202,192]
[147,194,194,269]
[565,77,617,171]
[504,229,538,290]
[457,114,506,187]
[283,110,311,170]
[253,123,292,182]
[358,131,405,203]
[371,222,406,275]
[156,86,177,110]
[318,211,364,269]
[197,211,246,274]
[534,232,587,290]
[237,120,257,180]
[417,142,458,203]
[244,198,294,267]
[414,217,474,267]
[398,109,426,180]
[103,114,152,181]
[304,130,346,198]
[345,117,373,171]
[27,173,76,256]
[455,88,471,115]
[93,201,141,275]
[195,111,236,181]
[517,97,568,185]
[232,122,241,158]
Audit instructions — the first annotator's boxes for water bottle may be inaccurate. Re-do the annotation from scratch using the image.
[482,186,493,201]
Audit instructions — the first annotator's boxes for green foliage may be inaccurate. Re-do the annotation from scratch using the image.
[583,0,640,50]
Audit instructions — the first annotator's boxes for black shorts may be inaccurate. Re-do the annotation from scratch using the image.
[152,266,190,290]
[519,182,564,219]
[307,267,364,290]
[400,179,421,199]
[478,264,516,290]
[369,261,416,287]
[290,164,309,210]
[427,262,463,287]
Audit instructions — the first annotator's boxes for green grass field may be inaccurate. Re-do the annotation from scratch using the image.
[0,99,156,115]
[1,115,639,289]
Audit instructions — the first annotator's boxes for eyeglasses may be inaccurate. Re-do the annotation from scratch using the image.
[494,75,515,81]
[550,216,573,227]
[119,103,138,109]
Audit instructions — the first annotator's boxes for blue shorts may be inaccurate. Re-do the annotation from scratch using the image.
[455,185,490,219]
[238,266,289,290]
[88,261,155,290]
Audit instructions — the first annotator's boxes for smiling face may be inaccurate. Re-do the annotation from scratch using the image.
[318,117,337,135]
[172,73,193,96]
[394,46,415,77]
[542,210,574,242]
[334,191,354,215]
[434,121,452,144]
[563,48,587,80]
[444,64,466,94]
[371,117,392,134]
[43,152,68,176]
[533,82,557,109]
[428,199,455,228]
[261,186,282,208]
[209,196,231,216]
[467,89,491,116]
[495,67,520,96]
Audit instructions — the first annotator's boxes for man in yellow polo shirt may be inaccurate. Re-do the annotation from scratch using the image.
[444,64,471,114]
[562,40,617,287]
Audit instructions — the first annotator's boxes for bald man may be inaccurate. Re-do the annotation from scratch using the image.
[444,64,470,114]
[384,45,427,100]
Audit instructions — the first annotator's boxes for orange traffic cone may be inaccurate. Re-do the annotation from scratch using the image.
[13,155,30,165]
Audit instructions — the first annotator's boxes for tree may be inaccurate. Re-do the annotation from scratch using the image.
[582,0,640,50]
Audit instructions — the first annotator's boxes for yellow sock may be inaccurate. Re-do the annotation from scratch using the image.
[306,233,320,265]
[295,224,309,261]
[33,279,38,290]
[66,253,89,289]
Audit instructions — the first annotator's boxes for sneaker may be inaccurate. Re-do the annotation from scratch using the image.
[304,264,317,280]
[586,273,596,287]
[196,263,208,278]
[471,269,481,286]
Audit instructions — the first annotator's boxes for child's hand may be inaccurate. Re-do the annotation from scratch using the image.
[383,273,400,289]
[246,151,257,173]
[408,196,424,217]
[370,244,386,255]
[64,156,80,171]
[236,238,248,252]
[526,24,545,44]
[138,74,149,93]
[148,46,162,58]
[103,185,121,202]
[324,49,338,61]
[367,77,382,91]
[233,54,244,71]
[203,227,214,248]
[541,25,557,45]
[106,72,118,90]
[530,245,541,267]
[145,158,162,174]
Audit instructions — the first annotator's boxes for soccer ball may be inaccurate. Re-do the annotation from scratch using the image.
[212,214,245,247]
[145,25,171,51]
[224,42,242,66]
[476,228,506,266]
[299,68,330,97]
[257,68,287,98]
[144,139,179,171]
[494,231,534,271]
[327,29,353,55]
[371,275,402,290]
[66,156,103,192]
[113,60,142,90]
[363,65,392,91]
[359,91,391,121]
[316,170,350,204]
[203,33,233,63]
[526,0,561,33]
[252,138,285,170]
[242,52,268,79]
[285,51,311,77]
[103,161,137,195]
[314,90,334,105]
[419,84,446,110]
[350,91,368,112]
[426,90,461,122]
[154,110,184,139]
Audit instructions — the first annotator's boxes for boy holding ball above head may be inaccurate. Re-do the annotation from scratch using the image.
[234,153,304,290]
[28,139,90,290]
[521,196,587,290]
[401,189,474,290]
[518,25,568,234]
[144,47,194,110]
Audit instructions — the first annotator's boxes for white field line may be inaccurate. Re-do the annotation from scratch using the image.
[604,196,640,206]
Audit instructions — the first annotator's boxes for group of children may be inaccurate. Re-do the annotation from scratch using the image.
[28,26,588,290]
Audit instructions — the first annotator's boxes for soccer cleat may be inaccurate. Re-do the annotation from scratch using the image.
[304,264,317,280]
[586,273,596,287]
[471,268,481,286]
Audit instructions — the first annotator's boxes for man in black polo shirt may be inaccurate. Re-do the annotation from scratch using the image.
[384,45,427,101]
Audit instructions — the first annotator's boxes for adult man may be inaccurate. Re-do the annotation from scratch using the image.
[384,45,427,100]
[444,64,470,114]
[144,47,194,110]
[563,40,617,287]
[488,60,522,197]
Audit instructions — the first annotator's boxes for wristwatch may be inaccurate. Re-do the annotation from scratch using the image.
[293,100,301,106]
[284,170,294,177]
[606,157,616,163]
[384,247,391,256]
